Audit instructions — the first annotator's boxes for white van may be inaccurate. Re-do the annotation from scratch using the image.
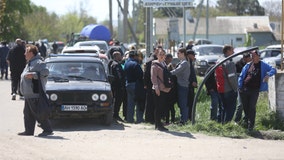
[265,44,283,50]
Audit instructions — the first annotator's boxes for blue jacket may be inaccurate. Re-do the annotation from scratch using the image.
[124,58,143,84]
[238,61,276,92]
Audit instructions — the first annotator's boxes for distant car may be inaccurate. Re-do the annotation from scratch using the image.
[195,39,212,45]
[73,40,109,52]
[61,46,109,74]
[192,44,224,75]
[262,54,283,69]
[45,55,113,125]
[265,44,283,50]
[259,49,281,60]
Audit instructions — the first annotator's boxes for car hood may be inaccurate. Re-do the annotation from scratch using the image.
[196,55,222,62]
[46,81,111,91]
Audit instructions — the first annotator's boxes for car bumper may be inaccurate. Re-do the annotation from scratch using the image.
[50,105,112,119]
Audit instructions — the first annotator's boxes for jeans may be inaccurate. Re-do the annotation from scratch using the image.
[187,87,195,121]
[177,85,189,123]
[234,91,243,123]
[136,100,145,123]
[126,82,136,123]
[126,82,144,123]
[220,90,237,123]
[209,90,223,122]
[240,88,259,129]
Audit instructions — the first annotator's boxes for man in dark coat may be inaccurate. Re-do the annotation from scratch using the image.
[186,49,198,121]
[110,51,126,122]
[0,41,9,80]
[6,38,26,100]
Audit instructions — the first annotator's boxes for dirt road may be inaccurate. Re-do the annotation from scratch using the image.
[0,80,283,160]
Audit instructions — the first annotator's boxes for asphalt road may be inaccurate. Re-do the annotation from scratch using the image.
[0,79,284,160]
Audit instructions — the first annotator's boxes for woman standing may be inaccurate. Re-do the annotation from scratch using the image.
[170,48,191,124]
[151,49,171,131]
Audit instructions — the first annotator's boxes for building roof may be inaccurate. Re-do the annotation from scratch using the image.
[154,16,272,35]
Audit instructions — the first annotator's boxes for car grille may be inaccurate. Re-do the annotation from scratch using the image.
[60,92,90,103]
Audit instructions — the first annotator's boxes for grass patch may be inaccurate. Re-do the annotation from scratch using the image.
[166,81,284,140]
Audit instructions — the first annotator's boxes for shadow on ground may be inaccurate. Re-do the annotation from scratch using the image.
[51,119,125,132]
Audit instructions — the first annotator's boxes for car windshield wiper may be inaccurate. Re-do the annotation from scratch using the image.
[48,76,69,82]
[67,75,93,81]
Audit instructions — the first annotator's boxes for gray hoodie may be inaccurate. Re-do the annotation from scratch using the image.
[20,55,49,99]
[170,59,191,87]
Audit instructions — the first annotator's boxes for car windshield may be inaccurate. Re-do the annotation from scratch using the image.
[195,46,223,56]
[46,61,107,81]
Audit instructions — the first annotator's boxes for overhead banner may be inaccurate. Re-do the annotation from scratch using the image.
[143,0,194,7]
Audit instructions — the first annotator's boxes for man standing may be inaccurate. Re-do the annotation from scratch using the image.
[40,42,47,58]
[18,44,53,137]
[110,51,126,122]
[0,41,9,80]
[186,49,198,121]
[234,53,252,123]
[52,41,58,54]
[6,38,26,100]
[238,50,276,131]
[124,50,144,123]
[215,45,238,123]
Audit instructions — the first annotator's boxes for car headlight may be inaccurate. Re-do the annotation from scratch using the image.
[100,94,107,101]
[200,61,207,66]
[92,94,99,101]
[196,60,207,66]
[50,93,58,101]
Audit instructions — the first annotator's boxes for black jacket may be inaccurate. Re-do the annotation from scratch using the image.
[6,44,26,73]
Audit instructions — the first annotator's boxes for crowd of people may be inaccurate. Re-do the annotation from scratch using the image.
[204,44,276,131]
[109,42,277,132]
[1,37,277,134]
[108,42,199,131]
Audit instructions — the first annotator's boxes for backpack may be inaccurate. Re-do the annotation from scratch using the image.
[154,63,174,88]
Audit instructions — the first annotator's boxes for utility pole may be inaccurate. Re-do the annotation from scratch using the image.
[206,0,209,39]
[123,0,129,43]
[109,0,113,37]
[281,0,283,70]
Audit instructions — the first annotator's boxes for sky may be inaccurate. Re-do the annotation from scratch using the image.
[30,0,279,22]
[30,0,131,22]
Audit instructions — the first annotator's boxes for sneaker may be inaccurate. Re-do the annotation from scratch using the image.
[12,93,16,100]
[18,131,33,136]
[38,131,54,137]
